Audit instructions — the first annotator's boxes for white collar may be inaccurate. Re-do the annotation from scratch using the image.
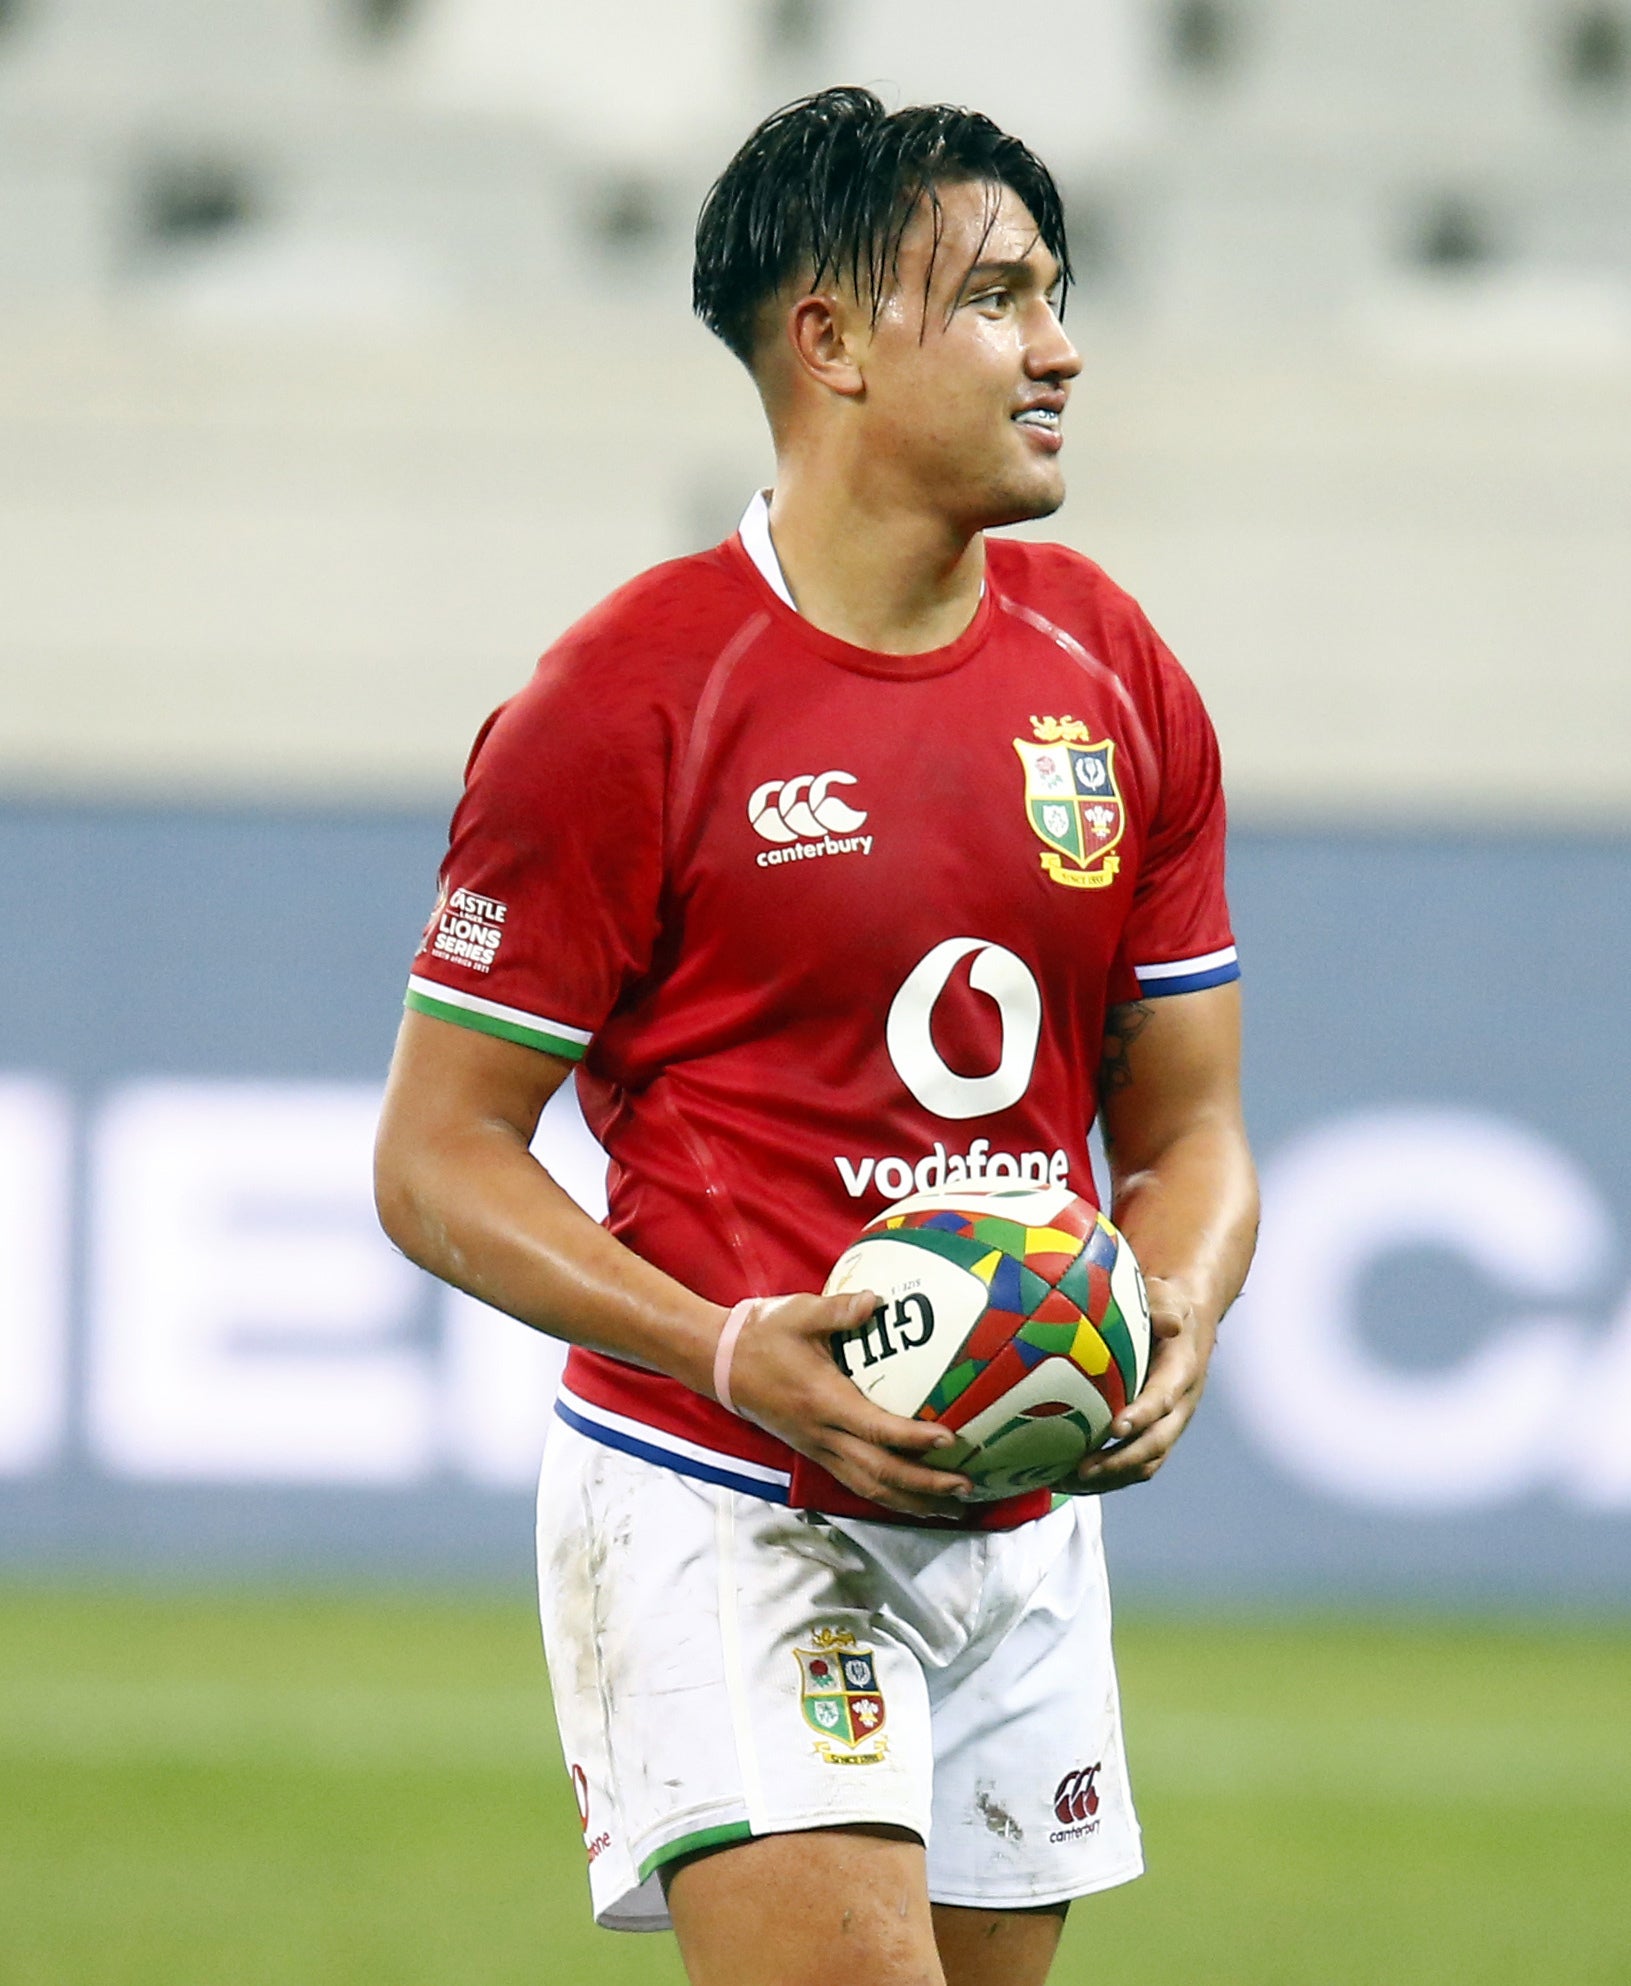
[735,488,988,616]
[737,490,797,610]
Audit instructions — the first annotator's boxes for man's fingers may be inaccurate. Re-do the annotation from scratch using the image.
[1109,1378,1184,1441]
[1143,1279,1195,1343]
[815,1333,973,1510]
[1078,1384,1203,1491]
[853,1398,960,1456]
[1073,1425,1172,1493]
[1107,1347,1194,1440]
[833,1391,970,1477]
[805,1288,880,1335]
[820,1429,971,1518]
[1069,1457,1152,1497]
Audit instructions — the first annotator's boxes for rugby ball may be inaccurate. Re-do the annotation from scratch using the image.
[824,1186,1151,1501]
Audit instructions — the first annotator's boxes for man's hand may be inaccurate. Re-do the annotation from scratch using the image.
[1068,1276,1214,1495]
[725,1290,975,1520]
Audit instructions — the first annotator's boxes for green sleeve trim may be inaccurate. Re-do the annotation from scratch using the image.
[403,987,588,1062]
[636,1820,755,1883]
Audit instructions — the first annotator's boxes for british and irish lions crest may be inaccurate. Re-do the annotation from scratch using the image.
[1014,715,1124,890]
[794,1627,888,1764]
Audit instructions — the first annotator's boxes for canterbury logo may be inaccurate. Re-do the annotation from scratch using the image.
[748,771,868,844]
[1053,1764,1102,1825]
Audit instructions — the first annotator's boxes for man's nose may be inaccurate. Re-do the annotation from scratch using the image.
[1029,306,1082,381]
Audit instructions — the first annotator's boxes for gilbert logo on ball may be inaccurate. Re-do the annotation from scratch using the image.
[825,1186,1151,1500]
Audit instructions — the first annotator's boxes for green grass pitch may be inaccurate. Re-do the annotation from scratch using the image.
[1,1584,1627,1985]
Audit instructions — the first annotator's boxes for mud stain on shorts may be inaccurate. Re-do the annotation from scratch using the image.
[974,1784,1023,1841]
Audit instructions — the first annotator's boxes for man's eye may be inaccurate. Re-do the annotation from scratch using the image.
[973,289,1012,311]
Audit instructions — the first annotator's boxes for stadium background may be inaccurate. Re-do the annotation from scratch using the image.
[2,3,1628,1981]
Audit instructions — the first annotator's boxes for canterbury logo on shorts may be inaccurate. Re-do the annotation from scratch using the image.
[1054,1763,1102,1825]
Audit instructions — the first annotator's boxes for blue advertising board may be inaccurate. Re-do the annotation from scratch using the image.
[2,802,1627,1603]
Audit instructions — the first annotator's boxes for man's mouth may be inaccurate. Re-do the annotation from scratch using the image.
[1012,407,1062,434]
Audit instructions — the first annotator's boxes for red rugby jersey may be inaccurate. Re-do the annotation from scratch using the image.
[405,500,1239,1528]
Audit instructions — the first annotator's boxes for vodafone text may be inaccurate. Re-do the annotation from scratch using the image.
[834,1139,1071,1201]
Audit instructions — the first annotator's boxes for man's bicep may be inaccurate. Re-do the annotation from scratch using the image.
[380,1006,578,1156]
[1097,981,1243,1167]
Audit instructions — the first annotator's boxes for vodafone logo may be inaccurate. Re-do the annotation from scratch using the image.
[885,939,1042,1121]
[570,1762,611,1865]
[749,771,874,869]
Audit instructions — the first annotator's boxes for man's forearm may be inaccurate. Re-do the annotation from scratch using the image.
[377,1118,726,1397]
[1107,1117,1259,1337]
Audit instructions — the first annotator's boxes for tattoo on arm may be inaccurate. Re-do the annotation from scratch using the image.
[1098,999,1154,1101]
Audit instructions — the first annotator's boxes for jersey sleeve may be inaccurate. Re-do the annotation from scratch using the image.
[404,642,667,1061]
[1117,635,1240,1002]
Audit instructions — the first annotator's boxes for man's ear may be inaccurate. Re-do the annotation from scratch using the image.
[785,293,867,399]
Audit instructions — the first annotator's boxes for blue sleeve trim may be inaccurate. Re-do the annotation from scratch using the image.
[1136,945,1241,997]
[1138,959,1242,998]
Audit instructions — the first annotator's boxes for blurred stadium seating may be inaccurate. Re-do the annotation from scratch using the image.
[0,0,1627,813]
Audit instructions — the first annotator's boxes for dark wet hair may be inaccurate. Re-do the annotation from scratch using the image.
[693,86,1071,366]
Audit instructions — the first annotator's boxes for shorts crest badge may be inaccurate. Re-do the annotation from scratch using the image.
[1015,716,1124,891]
[794,1626,888,1764]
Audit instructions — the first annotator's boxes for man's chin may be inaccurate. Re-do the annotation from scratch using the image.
[978,473,1068,532]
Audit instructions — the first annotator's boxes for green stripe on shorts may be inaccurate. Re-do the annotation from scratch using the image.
[637,1819,755,1883]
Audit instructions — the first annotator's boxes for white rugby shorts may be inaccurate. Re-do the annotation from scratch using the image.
[536,1418,1143,1931]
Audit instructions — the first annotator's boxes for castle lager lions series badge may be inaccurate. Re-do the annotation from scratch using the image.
[1014,716,1125,890]
[794,1627,889,1764]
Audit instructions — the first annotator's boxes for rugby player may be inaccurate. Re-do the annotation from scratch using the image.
[375,87,1259,1986]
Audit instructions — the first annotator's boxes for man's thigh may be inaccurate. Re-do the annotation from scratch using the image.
[665,1828,1063,1986]
[932,1900,1066,1986]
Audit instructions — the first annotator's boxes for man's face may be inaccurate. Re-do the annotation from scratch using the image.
[854,179,1081,532]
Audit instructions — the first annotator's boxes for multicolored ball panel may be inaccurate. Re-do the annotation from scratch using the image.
[863,1202,1141,1433]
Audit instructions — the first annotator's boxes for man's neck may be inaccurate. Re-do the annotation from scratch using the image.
[764,474,986,656]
